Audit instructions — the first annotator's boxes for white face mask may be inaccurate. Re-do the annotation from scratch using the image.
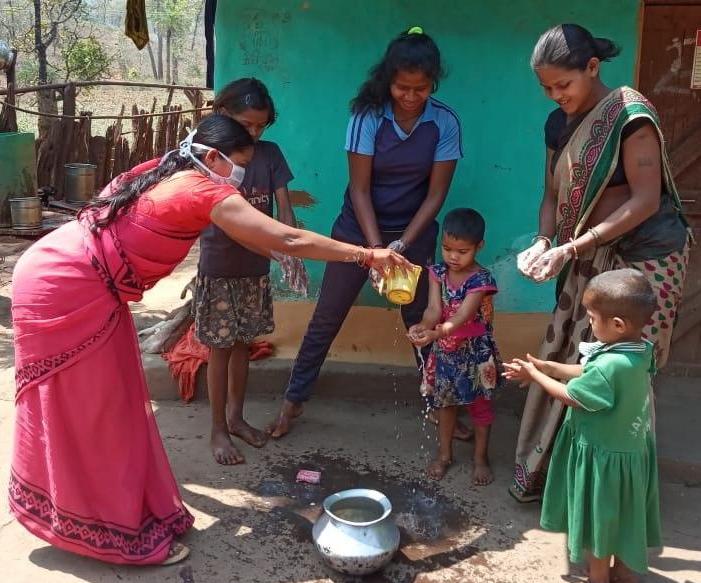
[172,129,247,188]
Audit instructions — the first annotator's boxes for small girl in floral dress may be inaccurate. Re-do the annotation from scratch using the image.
[409,208,500,485]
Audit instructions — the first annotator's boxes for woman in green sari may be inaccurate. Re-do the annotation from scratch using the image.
[511,24,690,503]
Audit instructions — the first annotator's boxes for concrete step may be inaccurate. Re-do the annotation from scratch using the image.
[142,353,525,415]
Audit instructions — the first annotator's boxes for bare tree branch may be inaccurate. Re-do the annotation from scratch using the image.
[45,0,82,47]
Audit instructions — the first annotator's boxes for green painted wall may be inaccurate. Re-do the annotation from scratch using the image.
[214,0,640,312]
[0,132,37,226]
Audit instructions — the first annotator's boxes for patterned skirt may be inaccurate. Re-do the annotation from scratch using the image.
[421,333,501,408]
[193,275,274,348]
[511,241,690,501]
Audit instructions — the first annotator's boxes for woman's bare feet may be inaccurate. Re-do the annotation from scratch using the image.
[228,417,268,448]
[266,399,303,438]
[427,410,474,441]
[211,428,245,465]
[427,457,452,480]
[472,460,494,486]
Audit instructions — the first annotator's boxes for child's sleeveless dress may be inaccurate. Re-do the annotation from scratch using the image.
[421,264,501,408]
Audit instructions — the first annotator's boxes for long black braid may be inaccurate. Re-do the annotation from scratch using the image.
[80,114,254,229]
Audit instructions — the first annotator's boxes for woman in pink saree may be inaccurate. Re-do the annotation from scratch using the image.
[9,114,409,565]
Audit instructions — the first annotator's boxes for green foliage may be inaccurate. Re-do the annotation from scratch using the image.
[150,0,196,36]
[63,36,110,81]
[186,62,202,79]
[16,60,41,87]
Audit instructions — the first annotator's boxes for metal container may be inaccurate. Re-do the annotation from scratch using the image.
[64,163,96,203]
[9,196,42,230]
[0,132,37,227]
[312,489,400,576]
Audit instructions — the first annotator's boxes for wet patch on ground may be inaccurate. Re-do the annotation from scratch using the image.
[248,452,482,582]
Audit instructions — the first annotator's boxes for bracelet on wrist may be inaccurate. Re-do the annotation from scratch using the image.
[360,248,373,268]
[348,248,367,267]
[567,238,580,260]
[587,227,602,248]
[532,235,552,249]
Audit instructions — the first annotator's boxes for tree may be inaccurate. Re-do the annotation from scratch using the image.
[147,0,195,82]
[0,0,111,137]
[33,0,83,137]
[33,0,83,85]
[63,36,110,82]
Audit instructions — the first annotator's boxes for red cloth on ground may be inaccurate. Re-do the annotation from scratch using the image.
[162,326,275,402]
[162,323,210,402]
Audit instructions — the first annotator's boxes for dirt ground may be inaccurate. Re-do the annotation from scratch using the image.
[0,236,699,583]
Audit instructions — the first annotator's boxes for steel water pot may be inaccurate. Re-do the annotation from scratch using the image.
[312,488,400,576]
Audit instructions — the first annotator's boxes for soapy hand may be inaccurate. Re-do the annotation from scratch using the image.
[517,238,550,278]
[368,267,385,293]
[529,245,572,282]
[387,239,407,254]
[271,252,309,296]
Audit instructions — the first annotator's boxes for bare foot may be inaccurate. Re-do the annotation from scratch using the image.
[427,410,474,441]
[211,429,245,465]
[266,400,303,439]
[473,461,494,486]
[611,559,638,583]
[427,457,452,480]
[453,422,474,441]
[228,417,268,448]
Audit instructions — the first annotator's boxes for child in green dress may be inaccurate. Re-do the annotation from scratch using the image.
[504,268,661,583]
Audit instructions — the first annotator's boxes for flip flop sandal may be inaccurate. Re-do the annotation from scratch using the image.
[507,484,541,504]
[162,542,190,565]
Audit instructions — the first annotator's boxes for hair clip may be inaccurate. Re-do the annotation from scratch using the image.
[178,128,197,157]
[408,26,423,35]
[244,94,253,105]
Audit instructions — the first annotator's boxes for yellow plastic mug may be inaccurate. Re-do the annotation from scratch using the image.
[384,265,422,305]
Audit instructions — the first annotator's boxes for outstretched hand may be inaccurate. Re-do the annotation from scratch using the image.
[502,354,544,387]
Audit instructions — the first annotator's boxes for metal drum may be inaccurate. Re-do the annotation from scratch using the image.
[9,196,42,230]
[64,163,97,203]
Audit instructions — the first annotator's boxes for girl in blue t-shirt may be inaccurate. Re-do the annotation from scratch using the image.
[195,78,307,465]
[269,27,463,437]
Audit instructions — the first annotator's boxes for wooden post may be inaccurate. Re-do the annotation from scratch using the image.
[52,83,76,198]
[0,50,18,132]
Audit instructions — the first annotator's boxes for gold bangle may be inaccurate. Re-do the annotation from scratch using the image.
[568,238,579,260]
[588,227,602,247]
[532,235,552,249]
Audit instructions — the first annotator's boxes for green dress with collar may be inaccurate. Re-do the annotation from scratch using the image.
[540,341,661,573]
